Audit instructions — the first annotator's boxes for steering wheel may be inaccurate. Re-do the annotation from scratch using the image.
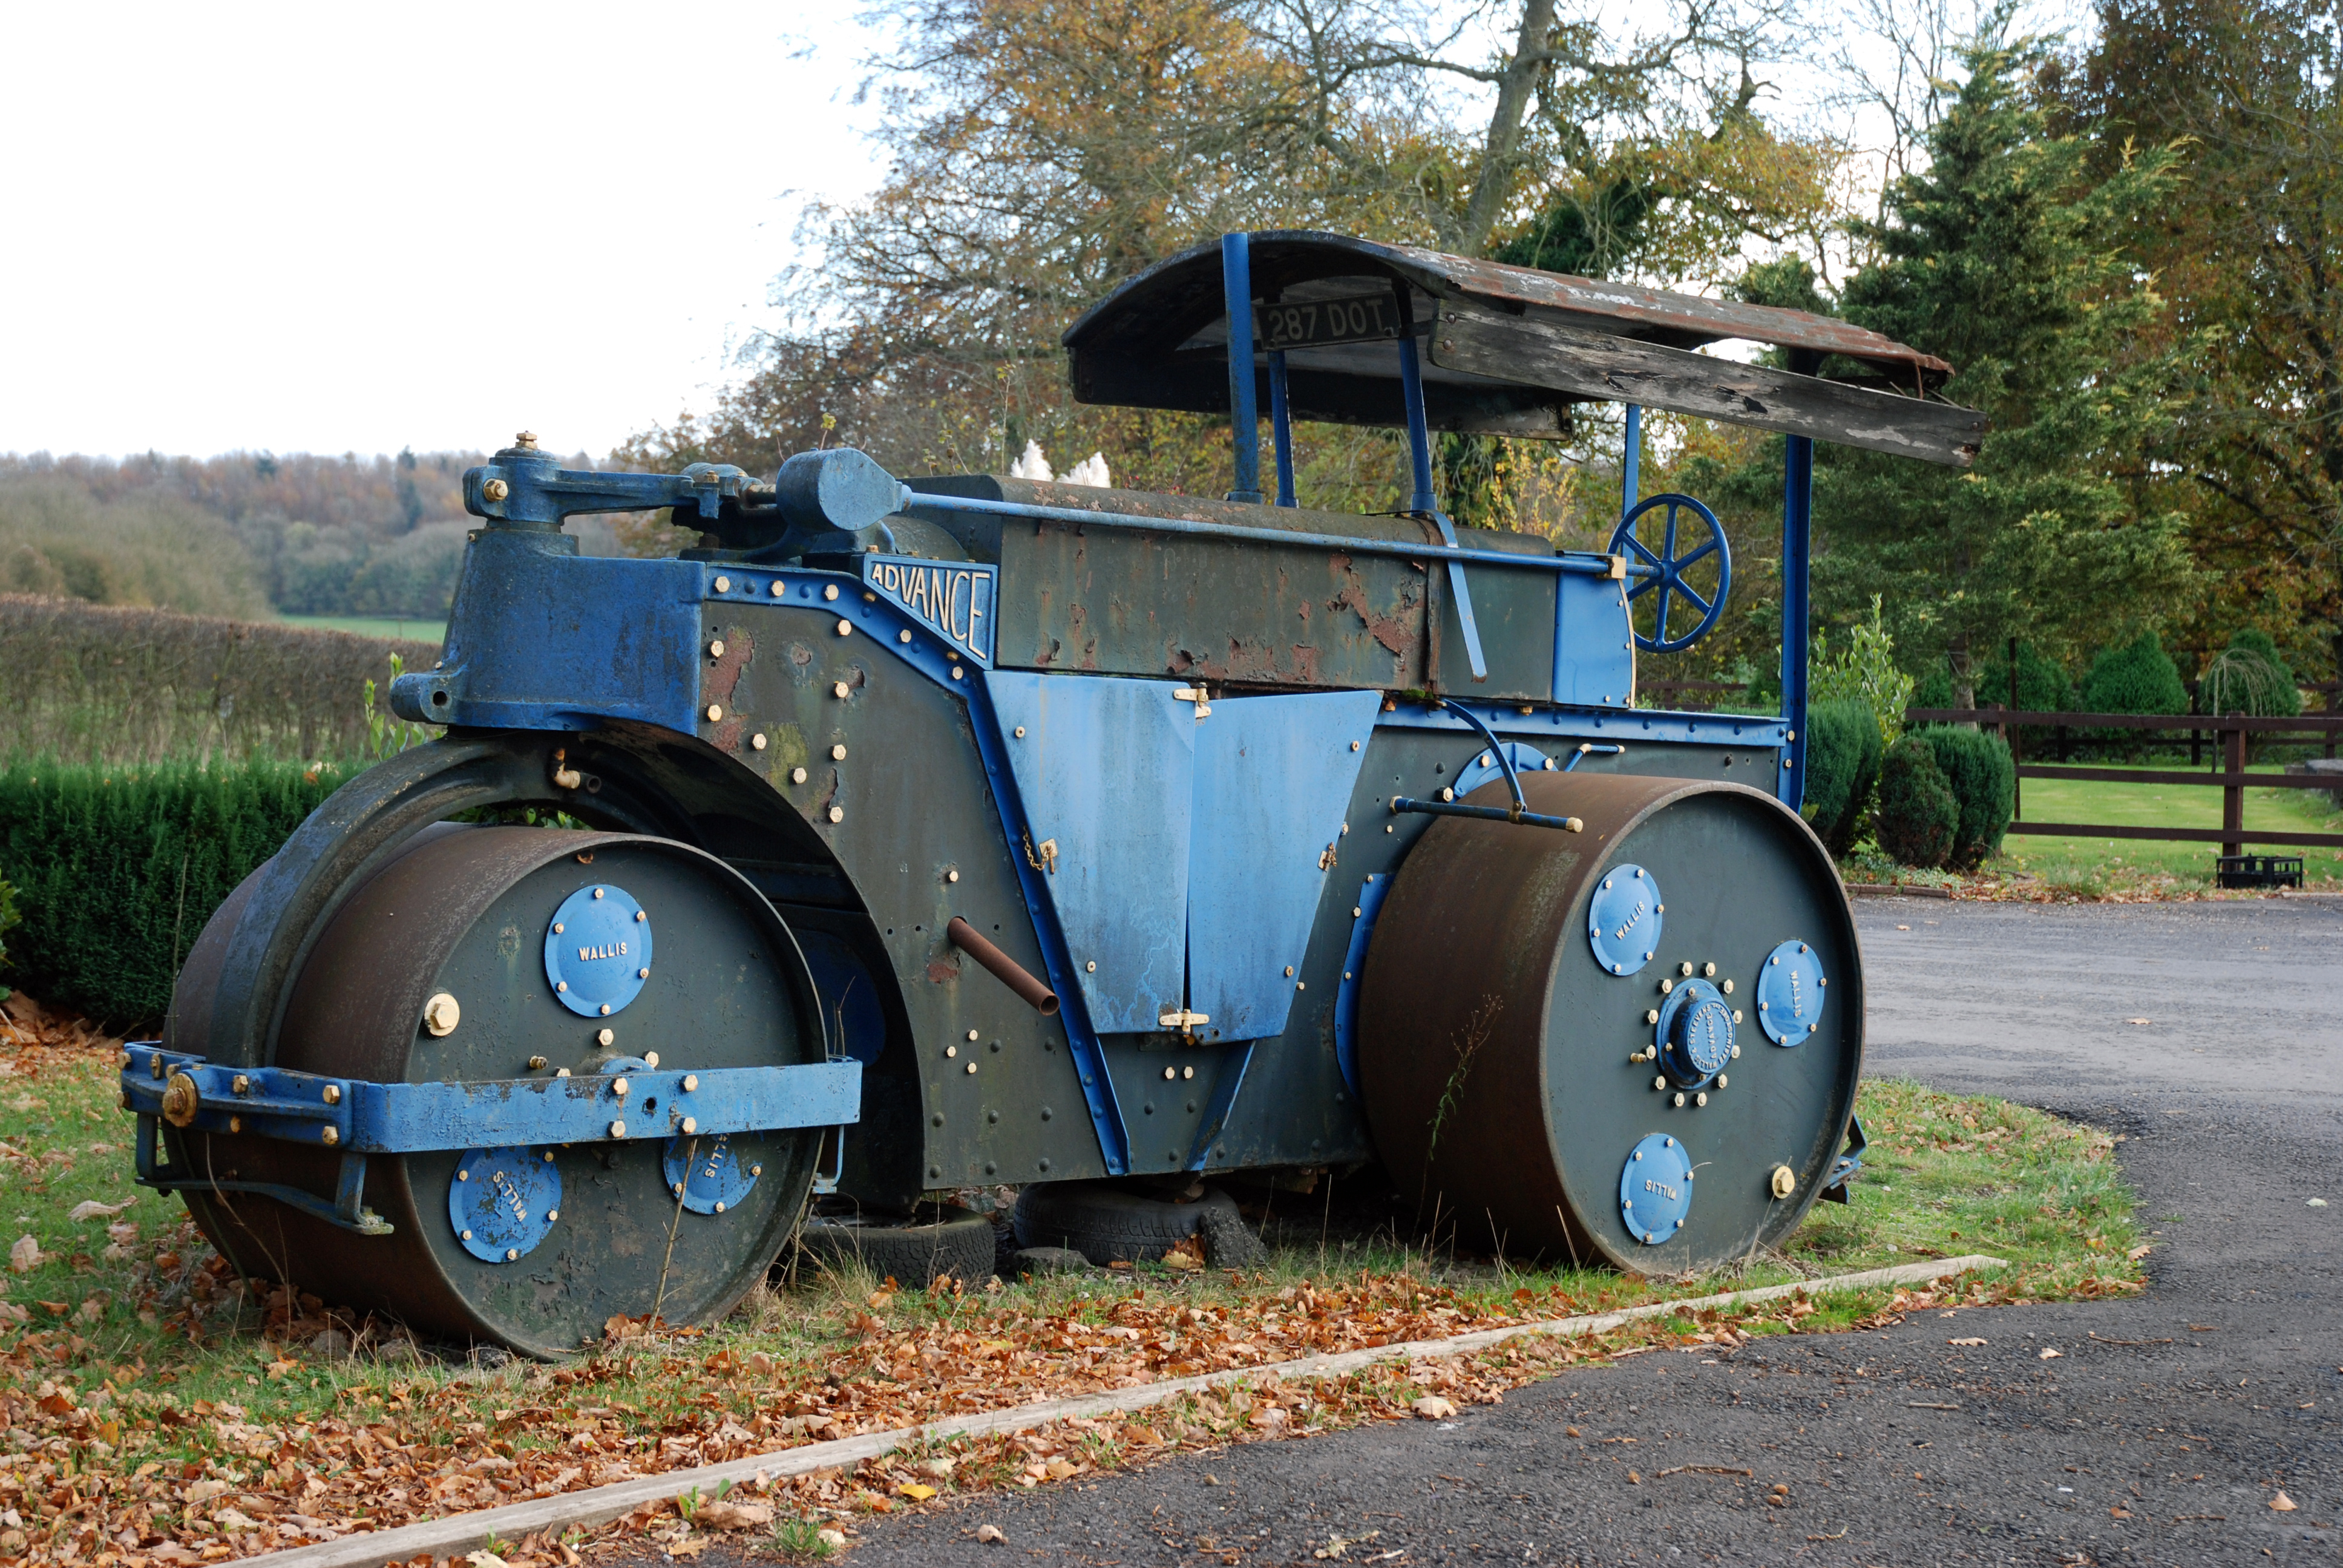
[1607,492,1731,654]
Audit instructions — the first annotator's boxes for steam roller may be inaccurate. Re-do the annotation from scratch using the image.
[120,230,1977,1350]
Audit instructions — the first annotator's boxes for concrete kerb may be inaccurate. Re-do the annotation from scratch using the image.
[247,1254,2008,1568]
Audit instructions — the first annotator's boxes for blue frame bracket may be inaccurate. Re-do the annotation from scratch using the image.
[1222,233,1264,504]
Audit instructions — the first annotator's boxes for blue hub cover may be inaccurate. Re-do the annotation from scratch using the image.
[1587,864,1663,976]
[1756,939,1826,1047]
[1657,978,1734,1083]
[544,883,653,1018]
[1619,1133,1694,1246]
[449,1146,562,1263]
[663,1131,765,1215]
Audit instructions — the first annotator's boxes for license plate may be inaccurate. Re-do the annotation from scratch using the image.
[1254,292,1401,351]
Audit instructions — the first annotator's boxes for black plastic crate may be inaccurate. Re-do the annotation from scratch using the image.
[2215,854,2304,889]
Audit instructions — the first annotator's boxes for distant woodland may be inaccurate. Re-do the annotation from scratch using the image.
[0,450,623,622]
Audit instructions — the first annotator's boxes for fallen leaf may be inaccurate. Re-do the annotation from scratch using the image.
[694,1500,774,1530]
[2271,1492,2298,1512]
[1411,1396,1458,1420]
[1948,1338,1987,1347]
[184,1480,230,1506]
[67,1197,134,1224]
[2038,1348,2062,1359]
[7,1236,37,1273]
[466,1553,510,1568]
[896,1483,938,1502]
[1043,1460,1080,1481]
[212,1509,259,1532]
[2127,1245,2152,1261]
[818,1530,848,1549]
[975,1523,1006,1544]
[666,1535,711,1558]
[2126,1018,2151,1026]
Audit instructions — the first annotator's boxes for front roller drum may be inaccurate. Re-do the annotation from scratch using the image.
[1358,773,1861,1270]
[163,825,828,1357]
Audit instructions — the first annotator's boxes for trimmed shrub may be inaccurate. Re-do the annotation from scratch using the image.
[1913,724,2016,870]
[1801,698,1884,855]
[1876,735,1959,868]
[0,757,353,1022]
[2080,630,2187,715]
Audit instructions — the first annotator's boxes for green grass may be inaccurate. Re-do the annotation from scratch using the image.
[275,614,447,646]
[1995,760,2343,891]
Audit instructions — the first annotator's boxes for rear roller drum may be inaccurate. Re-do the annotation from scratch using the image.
[1358,773,1861,1270]
[165,823,827,1357]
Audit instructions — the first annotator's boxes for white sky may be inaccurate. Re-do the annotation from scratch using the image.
[0,1,2086,466]
[0,2,887,462]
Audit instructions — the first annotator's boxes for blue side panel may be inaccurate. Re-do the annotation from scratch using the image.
[1553,570,1636,708]
[404,531,704,731]
[983,671,1196,1034]
[1186,690,1380,1041]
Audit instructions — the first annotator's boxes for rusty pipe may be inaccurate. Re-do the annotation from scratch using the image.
[946,918,1060,1014]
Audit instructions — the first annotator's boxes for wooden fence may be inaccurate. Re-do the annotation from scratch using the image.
[1904,707,2343,857]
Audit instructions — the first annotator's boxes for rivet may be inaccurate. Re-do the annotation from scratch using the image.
[791,766,808,784]
[548,1208,559,1220]
[599,1003,611,1015]
[424,992,462,1036]
[836,619,853,637]
[752,733,769,751]
[1731,1042,1741,1057]
[1296,981,1305,991]
[683,1074,698,1091]
[1771,955,1781,965]
[1680,962,1693,977]
[1086,960,1096,972]
[149,1052,164,1079]
[321,1125,339,1146]
[462,1229,474,1240]
[827,806,844,823]
[965,1062,977,1075]
[831,743,847,760]
[948,869,960,882]
[609,1120,626,1137]
[543,1151,555,1162]
[714,1201,726,1214]
[483,478,510,502]
[529,1054,549,1070]
[864,591,876,602]
[713,575,732,593]
[709,639,726,658]
[946,1045,958,1058]
[1285,965,1295,977]
[1163,1067,1175,1080]
[1703,962,1717,977]
[323,1084,342,1105]
[833,681,850,699]
[554,922,565,934]
[232,1073,251,1095]
[1722,978,1734,994]
[646,1051,659,1067]
[1672,1093,1685,1107]
[1696,1092,1708,1106]
[898,630,913,644]
[638,967,650,978]
[1351,740,1360,751]
[611,1079,629,1097]
[824,584,839,601]
[1733,1010,1743,1024]
[1645,1009,1659,1024]
[505,1248,519,1262]
[1014,726,1027,739]
[1653,1076,1666,1091]
[750,1165,762,1176]
[557,1067,571,1077]
[770,581,785,597]
[598,1028,615,1047]
[681,1117,697,1135]
[1659,978,1673,994]
[1717,1074,1728,1088]
[459,1168,471,1181]
[1665,1137,1675,1146]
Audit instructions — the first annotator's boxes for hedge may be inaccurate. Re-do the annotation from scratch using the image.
[2080,630,2188,716]
[0,593,437,766]
[0,757,352,1022]
[1801,698,1883,855]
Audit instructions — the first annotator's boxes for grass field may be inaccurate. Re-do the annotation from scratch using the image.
[275,613,447,646]
[1991,760,2343,890]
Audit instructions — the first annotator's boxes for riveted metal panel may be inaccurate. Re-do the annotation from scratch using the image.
[983,672,1195,1035]
[1187,690,1380,1041]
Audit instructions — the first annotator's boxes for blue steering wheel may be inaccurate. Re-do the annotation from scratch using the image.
[1607,492,1731,654]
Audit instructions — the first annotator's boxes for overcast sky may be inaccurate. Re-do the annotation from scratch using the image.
[0,2,886,462]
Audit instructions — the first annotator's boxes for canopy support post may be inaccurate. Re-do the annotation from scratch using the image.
[1778,431,1814,811]
[1221,233,1263,504]
[1269,349,1297,507]
[1392,284,1487,682]
[1621,404,1642,518]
